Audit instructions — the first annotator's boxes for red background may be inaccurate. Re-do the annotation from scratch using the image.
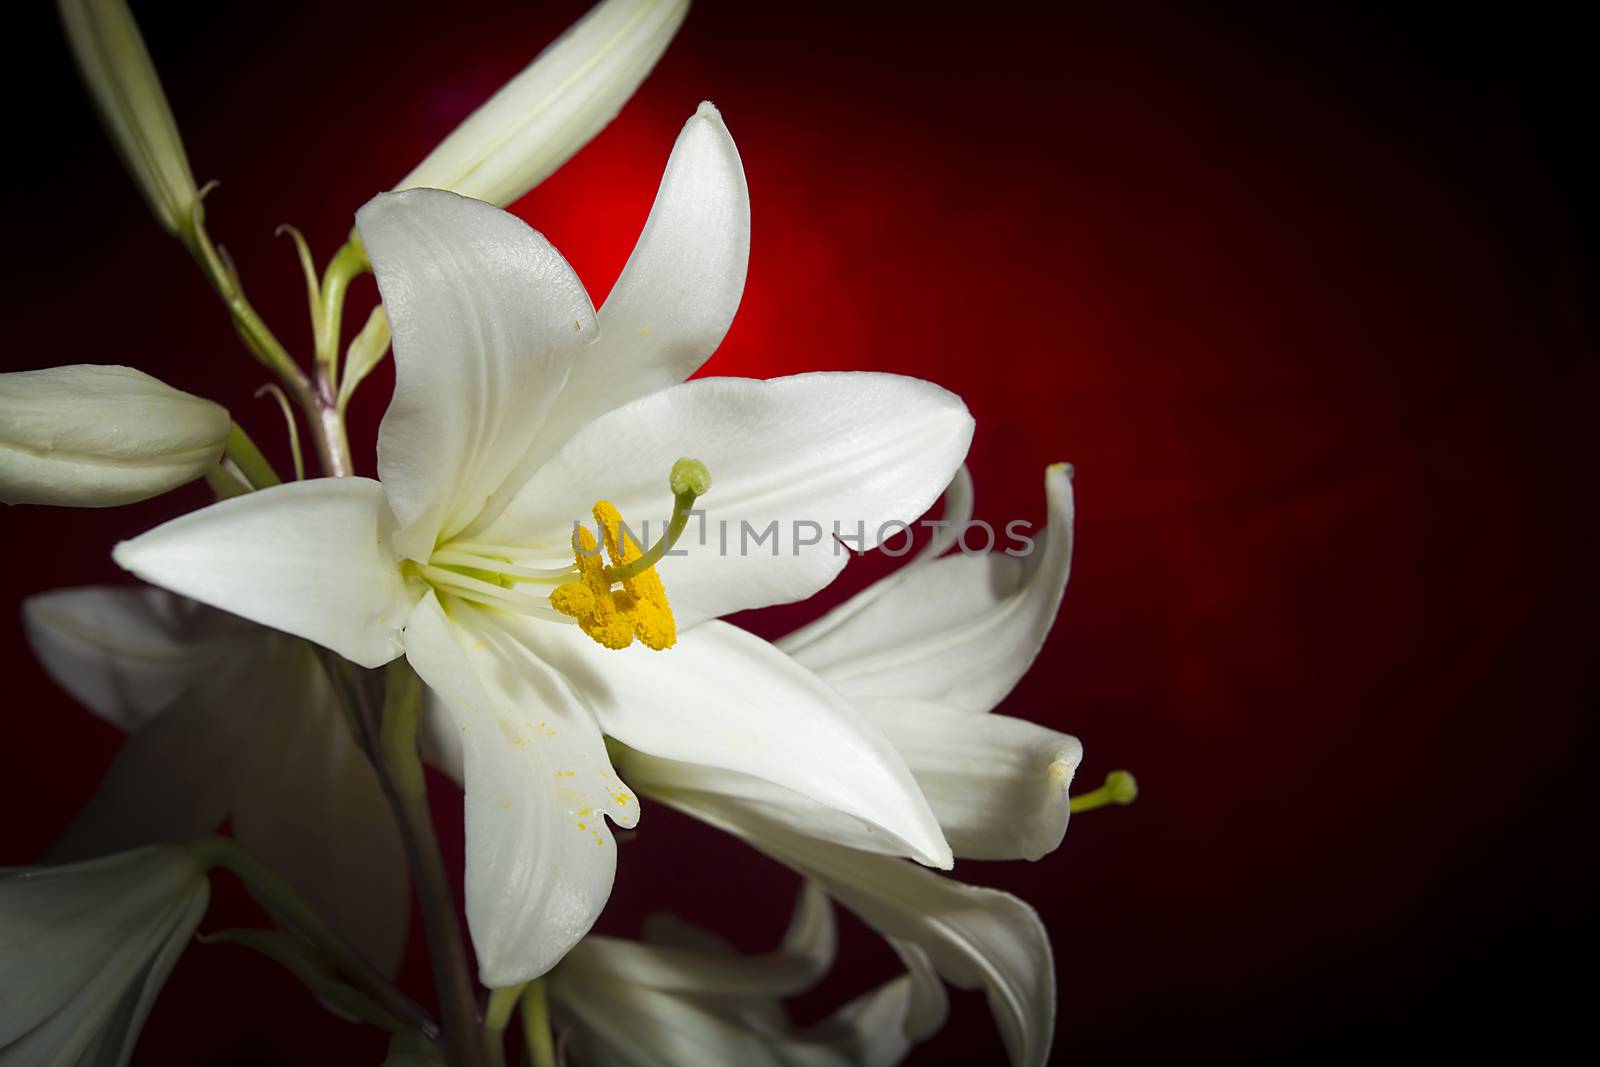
[3,1,1592,1062]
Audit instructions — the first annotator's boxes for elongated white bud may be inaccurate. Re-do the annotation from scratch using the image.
[57,0,200,240]
[1,365,229,507]
[396,0,691,206]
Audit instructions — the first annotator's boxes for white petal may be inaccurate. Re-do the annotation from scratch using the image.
[527,620,950,868]
[0,846,209,1062]
[401,592,637,985]
[0,365,227,507]
[785,464,1074,713]
[395,0,690,207]
[358,188,598,558]
[779,465,973,655]
[622,767,1055,1067]
[22,586,251,731]
[229,640,410,975]
[112,478,412,668]
[567,882,833,998]
[477,102,751,514]
[859,699,1082,862]
[481,373,974,625]
[552,974,794,1067]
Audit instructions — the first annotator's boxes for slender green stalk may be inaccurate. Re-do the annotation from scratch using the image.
[484,983,527,1067]
[1068,770,1139,814]
[224,422,280,489]
[188,834,436,1039]
[376,661,489,1067]
[520,981,557,1067]
[317,232,371,376]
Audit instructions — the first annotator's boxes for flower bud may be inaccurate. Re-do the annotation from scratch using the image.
[0,846,209,1065]
[57,0,201,241]
[396,0,690,206]
[1,364,229,507]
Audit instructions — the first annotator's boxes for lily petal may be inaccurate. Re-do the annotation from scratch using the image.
[858,698,1082,862]
[784,464,1074,713]
[482,372,974,625]
[0,846,209,1064]
[395,0,690,208]
[619,771,1055,1067]
[228,641,410,975]
[401,592,637,985]
[0,364,228,507]
[571,882,833,999]
[779,465,974,655]
[358,188,598,559]
[526,620,951,869]
[112,478,411,668]
[483,101,750,509]
[22,586,250,731]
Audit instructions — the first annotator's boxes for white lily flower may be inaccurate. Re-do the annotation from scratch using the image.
[22,586,409,975]
[610,464,1081,1067]
[57,0,199,239]
[397,0,691,206]
[0,845,208,1066]
[113,104,972,985]
[0,365,229,508]
[550,882,942,1067]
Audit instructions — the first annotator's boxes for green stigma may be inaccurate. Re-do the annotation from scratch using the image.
[605,457,712,584]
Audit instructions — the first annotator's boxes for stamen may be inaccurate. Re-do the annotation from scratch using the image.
[429,547,578,584]
[416,563,576,623]
[1068,770,1139,814]
[549,458,711,652]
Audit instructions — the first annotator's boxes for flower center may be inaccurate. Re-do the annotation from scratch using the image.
[414,458,710,652]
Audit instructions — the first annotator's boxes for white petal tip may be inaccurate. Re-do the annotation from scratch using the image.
[1047,461,1075,481]
[693,100,723,124]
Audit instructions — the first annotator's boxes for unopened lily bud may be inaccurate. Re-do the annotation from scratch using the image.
[57,0,200,241]
[0,365,229,507]
[396,0,690,207]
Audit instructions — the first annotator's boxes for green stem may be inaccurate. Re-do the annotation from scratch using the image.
[520,981,556,1067]
[377,661,488,1067]
[484,983,526,1067]
[224,422,280,489]
[188,834,436,1039]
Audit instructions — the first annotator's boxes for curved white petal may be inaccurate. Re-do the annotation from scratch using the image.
[482,373,974,625]
[402,592,636,985]
[23,586,252,732]
[569,882,833,998]
[553,883,919,1067]
[229,640,410,976]
[0,364,227,507]
[358,188,598,558]
[526,620,950,868]
[113,478,412,669]
[785,464,1074,713]
[478,102,751,516]
[859,699,1082,862]
[624,778,1055,1067]
[395,0,690,208]
[0,846,208,1064]
[779,465,973,656]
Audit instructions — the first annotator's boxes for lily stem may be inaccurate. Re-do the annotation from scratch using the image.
[375,660,489,1067]
[483,983,526,1067]
[520,981,557,1067]
[188,834,437,1040]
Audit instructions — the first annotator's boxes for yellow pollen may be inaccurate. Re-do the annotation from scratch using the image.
[549,500,677,651]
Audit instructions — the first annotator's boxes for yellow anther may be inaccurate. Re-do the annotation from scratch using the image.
[549,501,676,651]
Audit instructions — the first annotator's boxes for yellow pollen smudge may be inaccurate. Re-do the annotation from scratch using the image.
[549,500,677,651]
